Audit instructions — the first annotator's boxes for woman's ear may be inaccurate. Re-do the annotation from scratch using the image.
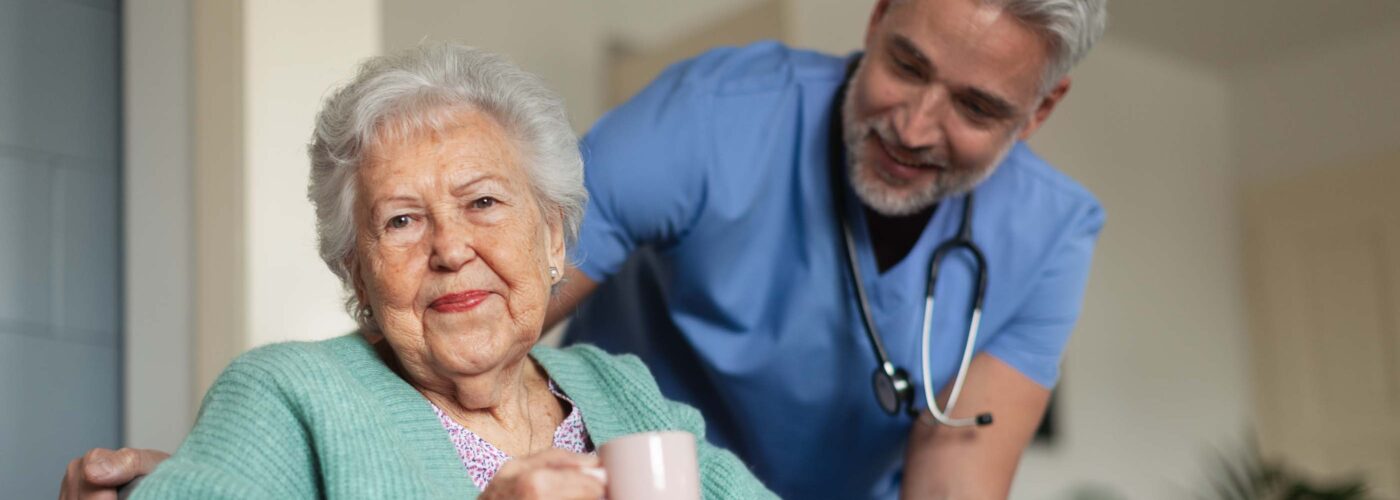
[545,209,567,273]
[346,254,381,338]
[347,256,368,303]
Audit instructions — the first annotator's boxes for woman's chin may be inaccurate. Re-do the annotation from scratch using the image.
[422,327,530,375]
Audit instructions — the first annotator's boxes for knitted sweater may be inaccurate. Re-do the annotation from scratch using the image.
[132,334,776,499]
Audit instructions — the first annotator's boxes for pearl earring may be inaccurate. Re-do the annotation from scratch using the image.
[549,266,560,280]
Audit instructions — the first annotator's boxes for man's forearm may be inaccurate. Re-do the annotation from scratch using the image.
[900,355,1048,499]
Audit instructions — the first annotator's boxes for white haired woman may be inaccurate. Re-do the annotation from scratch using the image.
[118,44,774,499]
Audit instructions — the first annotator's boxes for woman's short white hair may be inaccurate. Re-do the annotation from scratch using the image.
[307,43,587,328]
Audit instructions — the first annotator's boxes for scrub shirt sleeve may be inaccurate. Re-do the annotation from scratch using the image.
[571,64,713,282]
[983,202,1105,389]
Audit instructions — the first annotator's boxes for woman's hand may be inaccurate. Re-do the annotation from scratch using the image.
[480,449,606,500]
[59,447,170,499]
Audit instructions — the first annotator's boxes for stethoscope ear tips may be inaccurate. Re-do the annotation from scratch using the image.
[975,413,994,426]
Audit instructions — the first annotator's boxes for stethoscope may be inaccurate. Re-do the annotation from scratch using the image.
[829,59,993,427]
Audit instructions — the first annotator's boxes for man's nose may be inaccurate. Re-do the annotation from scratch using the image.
[896,88,948,148]
[429,216,477,272]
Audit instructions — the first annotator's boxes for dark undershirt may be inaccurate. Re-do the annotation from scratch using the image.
[833,54,938,274]
[864,203,937,273]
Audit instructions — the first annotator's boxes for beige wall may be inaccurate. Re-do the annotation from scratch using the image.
[1016,37,1252,499]
[382,0,606,131]
[608,0,789,107]
[788,0,875,55]
[1232,23,1400,183]
[601,0,764,49]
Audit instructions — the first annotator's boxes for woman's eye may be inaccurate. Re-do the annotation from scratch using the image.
[387,215,412,230]
[471,197,498,210]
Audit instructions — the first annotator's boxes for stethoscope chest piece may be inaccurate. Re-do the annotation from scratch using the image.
[872,363,913,415]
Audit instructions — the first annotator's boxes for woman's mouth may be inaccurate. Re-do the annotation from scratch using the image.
[429,290,491,313]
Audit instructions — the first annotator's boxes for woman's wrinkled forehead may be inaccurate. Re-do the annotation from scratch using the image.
[357,110,530,197]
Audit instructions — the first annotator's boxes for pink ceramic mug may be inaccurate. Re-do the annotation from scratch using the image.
[598,430,701,500]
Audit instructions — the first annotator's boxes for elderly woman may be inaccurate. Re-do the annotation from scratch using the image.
[121,44,773,499]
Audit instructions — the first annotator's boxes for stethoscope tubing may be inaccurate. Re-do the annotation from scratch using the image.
[828,56,990,426]
[920,223,989,427]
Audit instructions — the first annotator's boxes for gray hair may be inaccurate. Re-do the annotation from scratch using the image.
[307,43,587,329]
[891,0,1107,94]
[993,0,1108,93]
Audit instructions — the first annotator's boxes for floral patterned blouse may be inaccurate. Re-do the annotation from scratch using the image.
[429,381,594,491]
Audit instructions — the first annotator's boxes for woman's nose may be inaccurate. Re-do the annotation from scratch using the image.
[428,218,477,272]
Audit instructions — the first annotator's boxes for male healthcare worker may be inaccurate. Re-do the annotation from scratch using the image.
[62,0,1107,498]
[548,0,1107,497]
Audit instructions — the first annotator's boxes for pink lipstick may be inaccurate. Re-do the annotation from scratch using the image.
[429,290,491,313]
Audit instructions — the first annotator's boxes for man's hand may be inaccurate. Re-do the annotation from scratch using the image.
[59,447,169,500]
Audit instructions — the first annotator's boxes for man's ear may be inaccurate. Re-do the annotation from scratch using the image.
[865,0,895,48]
[1018,77,1071,140]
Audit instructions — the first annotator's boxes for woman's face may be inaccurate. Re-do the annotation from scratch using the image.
[352,109,564,398]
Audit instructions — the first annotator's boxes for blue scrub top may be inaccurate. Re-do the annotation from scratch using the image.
[564,42,1104,499]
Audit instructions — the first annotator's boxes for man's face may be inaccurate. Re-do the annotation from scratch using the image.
[844,0,1067,216]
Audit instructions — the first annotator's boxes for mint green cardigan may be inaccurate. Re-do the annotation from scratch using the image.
[132,334,776,499]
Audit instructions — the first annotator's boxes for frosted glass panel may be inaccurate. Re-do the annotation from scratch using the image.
[54,166,120,345]
[0,156,54,328]
[0,0,120,162]
[0,0,122,497]
[0,332,121,500]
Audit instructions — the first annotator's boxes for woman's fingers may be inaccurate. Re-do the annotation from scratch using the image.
[536,466,606,499]
[483,449,606,500]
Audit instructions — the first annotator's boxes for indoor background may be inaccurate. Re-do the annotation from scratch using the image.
[3,0,1399,498]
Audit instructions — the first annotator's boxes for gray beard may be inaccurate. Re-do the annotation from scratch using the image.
[839,67,1005,216]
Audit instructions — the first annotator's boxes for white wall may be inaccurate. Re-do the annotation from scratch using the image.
[186,0,378,396]
[1016,37,1253,499]
[123,0,195,451]
[1232,22,1400,183]
[242,0,377,348]
[125,0,382,432]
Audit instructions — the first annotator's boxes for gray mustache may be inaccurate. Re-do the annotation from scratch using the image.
[868,119,946,167]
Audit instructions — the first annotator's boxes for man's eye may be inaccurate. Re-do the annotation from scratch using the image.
[387,215,412,229]
[960,98,994,119]
[893,58,921,78]
[471,197,498,210]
